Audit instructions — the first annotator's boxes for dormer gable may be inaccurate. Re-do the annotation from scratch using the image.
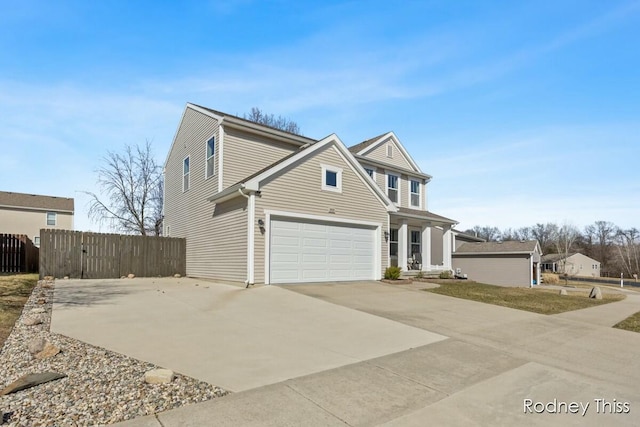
[348,132,422,173]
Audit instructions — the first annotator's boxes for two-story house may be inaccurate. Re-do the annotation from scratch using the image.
[163,103,457,285]
[0,190,74,246]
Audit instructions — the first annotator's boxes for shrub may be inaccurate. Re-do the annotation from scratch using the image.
[439,270,453,279]
[384,266,402,280]
[542,273,560,284]
[415,271,424,279]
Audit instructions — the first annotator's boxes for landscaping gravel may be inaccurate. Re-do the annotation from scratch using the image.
[0,279,229,426]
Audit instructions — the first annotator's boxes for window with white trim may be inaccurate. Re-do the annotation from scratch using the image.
[34,236,40,247]
[410,180,420,208]
[206,136,215,178]
[364,167,374,179]
[183,156,190,192]
[46,212,56,226]
[387,173,399,203]
[411,230,421,255]
[390,228,398,256]
[321,165,342,192]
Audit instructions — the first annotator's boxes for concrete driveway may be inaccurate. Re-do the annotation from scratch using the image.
[51,278,445,392]
[54,279,640,426]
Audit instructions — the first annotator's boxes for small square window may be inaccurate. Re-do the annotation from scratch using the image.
[46,212,56,226]
[34,236,40,247]
[326,170,337,187]
[321,165,342,192]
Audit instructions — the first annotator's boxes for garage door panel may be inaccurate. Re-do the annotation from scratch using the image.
[270,218,376,284]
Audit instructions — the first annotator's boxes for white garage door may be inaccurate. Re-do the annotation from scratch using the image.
[270,218,376,284]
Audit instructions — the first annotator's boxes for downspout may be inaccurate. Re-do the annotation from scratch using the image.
[238,188,255,288]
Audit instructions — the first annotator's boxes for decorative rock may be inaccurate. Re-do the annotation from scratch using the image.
[127,273,135,279]
[44,275,54,281]
[144,368,174,384]
[23,316,43,326]
[63,276,69,280]
[559,289,568,296]
[37,298,46,305]
[28,337,46,355]
[35,343,61,360]
[0,372,67,395]
[589,286,603,300]
[31,307,46,314]
[174,273,181,278]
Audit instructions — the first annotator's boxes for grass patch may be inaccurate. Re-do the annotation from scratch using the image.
[424,279,625,315]
[0,273,38,348]
[614,312,640,333]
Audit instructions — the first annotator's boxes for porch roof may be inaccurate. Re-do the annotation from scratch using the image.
[390,207,457,225]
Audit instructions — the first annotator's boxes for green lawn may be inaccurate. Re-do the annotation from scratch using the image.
[614,312,640,333]
[0,273,38,348]
[424,280,625,315]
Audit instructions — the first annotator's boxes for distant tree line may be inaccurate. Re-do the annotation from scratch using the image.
[464,221,639,277]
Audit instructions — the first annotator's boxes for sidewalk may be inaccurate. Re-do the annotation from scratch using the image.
[552,288,640,326]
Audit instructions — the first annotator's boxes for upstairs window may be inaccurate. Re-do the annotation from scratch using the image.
[387,174,399,203]
[46,212,57,226]
[321,165,342,193]
[206,137,215,179]
[410,180,420,208]
[183,156,190,192]
[364,167,374,179]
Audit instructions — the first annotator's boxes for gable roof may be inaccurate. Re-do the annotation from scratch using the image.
[0,191,74,212]
[348,133,388,154]
[348,131,422,173]
[165,103,316,168]
[208,134,396,211]
[453,229,486,242]
[392,207,457,225]
[455,240,541,255]
[540,253,600,264]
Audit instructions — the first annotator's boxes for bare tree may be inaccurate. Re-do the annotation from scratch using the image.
[84,141,163,235]
[554,222,581,275]
[465,225,501,241]
[615,228,640,278]
[243,107,302,135]
[531,223,558,254]
[583,220,616,274]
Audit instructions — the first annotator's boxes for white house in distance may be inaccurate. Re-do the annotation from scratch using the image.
[163,103,459,285]
[541,253,601,278]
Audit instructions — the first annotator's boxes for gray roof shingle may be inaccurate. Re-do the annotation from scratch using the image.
[455,240,540,254]
[0,191,74,212]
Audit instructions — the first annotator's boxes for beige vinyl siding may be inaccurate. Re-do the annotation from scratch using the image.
[362,138,414,170]
[204,197,247,282]
[165,107,243,279]
[561,253,601,277]
[223,128,298,187]
[452,255,531,287]
[254,145,388,284]
[0,207,73,241]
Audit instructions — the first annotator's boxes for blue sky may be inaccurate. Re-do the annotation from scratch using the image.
[1,0,639,233]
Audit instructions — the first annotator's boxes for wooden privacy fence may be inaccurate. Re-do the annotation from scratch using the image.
[0,234,39,273]
[39,230,186,279]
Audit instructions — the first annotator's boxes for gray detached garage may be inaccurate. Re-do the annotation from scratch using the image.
[269,217,377,284]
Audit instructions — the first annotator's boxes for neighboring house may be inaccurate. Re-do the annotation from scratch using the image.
[163,103,458,285]
[452,240,542,287]
[0,191,74,246]
[541,253,601,277]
